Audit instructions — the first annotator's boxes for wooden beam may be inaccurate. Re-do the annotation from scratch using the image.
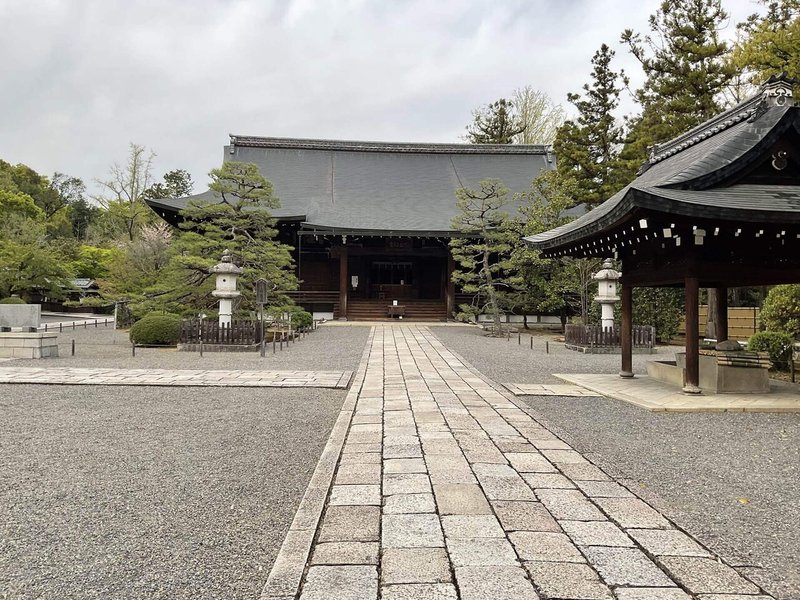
[339,246,348,320]
[620,284,633,378]
[683,277,701,394]
[446,251,456,319]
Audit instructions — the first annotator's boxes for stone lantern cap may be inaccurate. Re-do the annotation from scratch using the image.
[210,249,243,275]
[592,259,621,282]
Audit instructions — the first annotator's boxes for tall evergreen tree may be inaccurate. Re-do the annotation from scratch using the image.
[621,0,735,169]
[553,44,628,206]
[464,99,526,144]
[733,0,800,83]
[450,179,520,333]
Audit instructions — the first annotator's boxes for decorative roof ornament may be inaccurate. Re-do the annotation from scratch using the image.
[761,73,796,107]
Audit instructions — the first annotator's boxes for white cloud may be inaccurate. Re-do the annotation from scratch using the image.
[0,0,760,195]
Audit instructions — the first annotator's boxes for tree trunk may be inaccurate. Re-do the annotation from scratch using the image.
[483,248,502,334]
[707,288,719,340]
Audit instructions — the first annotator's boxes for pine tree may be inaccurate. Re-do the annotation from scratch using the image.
[450,179,520,333]
[464,99,526,144]
[156,162,297,315]
[733,0,800,84]
[621,0,735,167]
[553,44,628,206]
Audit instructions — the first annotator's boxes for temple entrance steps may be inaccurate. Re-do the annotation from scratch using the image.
[337,299,448,321]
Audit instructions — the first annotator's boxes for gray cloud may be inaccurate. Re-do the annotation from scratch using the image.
[0,0,757,195]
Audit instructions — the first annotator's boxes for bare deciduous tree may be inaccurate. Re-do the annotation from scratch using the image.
[511,86,565,145]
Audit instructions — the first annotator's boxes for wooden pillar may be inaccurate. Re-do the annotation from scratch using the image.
[684,276,701,393]
[338,245,348,320]
[446,251,456,319]
[715,287,728,343]
[620,283,634,378]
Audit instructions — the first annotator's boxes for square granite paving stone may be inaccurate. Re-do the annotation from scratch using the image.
[441,515,505,538]
[382,513,445,548]
[421,439,465,455]
[522,472,576,489]
[433,483,492,515]
[384,493,437,514]
[454,566,540,600]
[384,458,427,474]
[574,480,633,498]
[614,588,691,600]
[299,565,378,600]
[504,452,558,473]
[310,542,380,566]
[384,444,423,459]
[381,547,452,584]
[582,546,675,587]
[336,463,382,485]
[383,473,432,496]
[593,497,671,529]
[536,489,606,521]
[384,435,420,446]
[490,436,539,453]
[318,505,381,542]
[491,500,561,533]
[524,561,612,599]
[509,531,586,563]
[556,462,612,482]
[343,442,383,454]
[329,484,381,506]
[346,432,383,445]
[463,449,509,464]
[559,520,635,547]
[380,583,458,600]
[540,448,591,465]
[339,452,382,466]
[629,528,712,557]
[446,537,520,567]
[657,556,761,595]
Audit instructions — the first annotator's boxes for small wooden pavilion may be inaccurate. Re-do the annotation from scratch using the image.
[525,76,800,393]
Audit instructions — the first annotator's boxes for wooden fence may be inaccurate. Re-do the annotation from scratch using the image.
[678,306,761,340]
[180,319,261,345]
[565,324,656,348]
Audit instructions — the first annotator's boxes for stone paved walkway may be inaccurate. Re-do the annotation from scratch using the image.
[504,383,601,397]
[0,367,352,388]
[262,325,773,600]
[557,373,800,413]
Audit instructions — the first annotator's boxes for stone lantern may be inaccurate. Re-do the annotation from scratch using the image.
[593,259,621,331]
[210,249,243,326]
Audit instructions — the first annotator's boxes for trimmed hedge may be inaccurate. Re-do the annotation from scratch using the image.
[291,309,313,329]
[761,284,800,339]
[0,297,26,304]
[129,313,182,346]
[748,331,793,371]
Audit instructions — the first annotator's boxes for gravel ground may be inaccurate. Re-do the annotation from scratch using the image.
[431,324,800,600]
[11,323,370,372]
[0,326,372,599]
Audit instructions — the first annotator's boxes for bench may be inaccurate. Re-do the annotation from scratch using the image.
[387,305,405,319]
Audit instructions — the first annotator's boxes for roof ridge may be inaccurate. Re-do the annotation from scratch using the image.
[648,75,796,167]
[228,134,552,155]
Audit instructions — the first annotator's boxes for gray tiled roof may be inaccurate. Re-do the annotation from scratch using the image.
[147,138,555,234]
[526,83,800,250]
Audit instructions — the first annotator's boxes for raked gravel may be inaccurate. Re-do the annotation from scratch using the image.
[430,324,800,600]
[0,325,372,599]
[11,323,370,372]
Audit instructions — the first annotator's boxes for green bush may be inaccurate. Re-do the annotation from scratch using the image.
[748,331,794,370]
[291,309,313,329]
[0,296,26,304]
[129,313,182,346]
[761,284,800,339]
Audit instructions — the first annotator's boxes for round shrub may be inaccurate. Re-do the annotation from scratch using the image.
[129,313,182,346]
[291,309,313,329]
[0,296,26,304]
[748,331,794,370]
[761,284,800,339]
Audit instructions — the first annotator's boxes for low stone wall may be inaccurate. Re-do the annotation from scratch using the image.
[0,332,59,359]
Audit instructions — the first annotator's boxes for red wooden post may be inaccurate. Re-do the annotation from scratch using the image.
[339,245,349,320]
[684,277,701,393]
[620,283,633,378]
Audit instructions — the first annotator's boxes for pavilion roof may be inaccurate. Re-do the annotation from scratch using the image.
[147,137,556,236]
[525,76,800,255]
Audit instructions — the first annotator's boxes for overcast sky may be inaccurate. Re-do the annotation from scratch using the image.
[0,0,760,196]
